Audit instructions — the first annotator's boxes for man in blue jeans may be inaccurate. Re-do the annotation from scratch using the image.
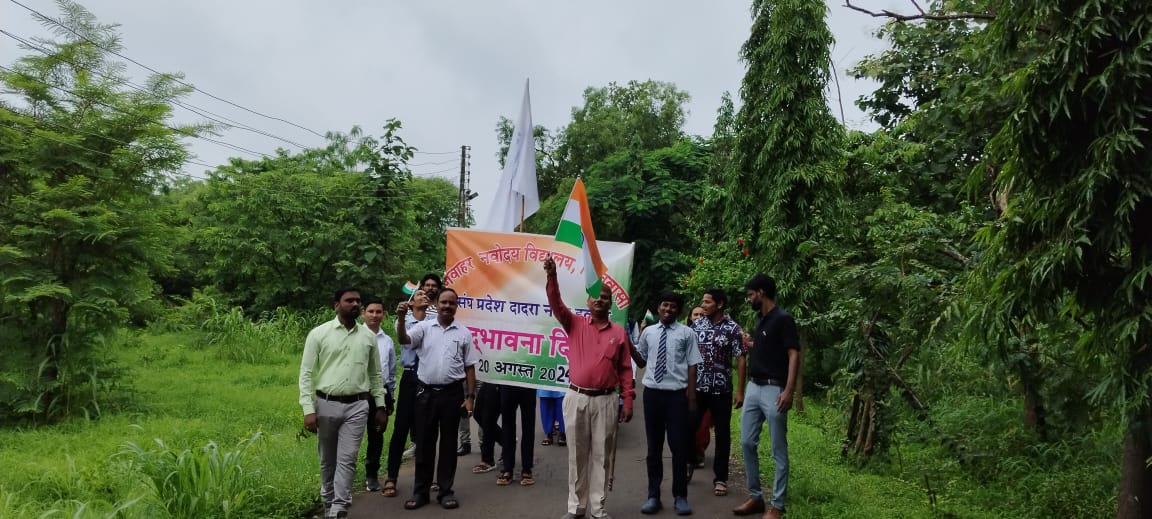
[734,274,800,519]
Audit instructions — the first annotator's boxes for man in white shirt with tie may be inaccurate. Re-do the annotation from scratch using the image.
[631,291,702,516]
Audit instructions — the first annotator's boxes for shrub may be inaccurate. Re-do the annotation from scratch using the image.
[120,433,263,519]
[152,293,326,363]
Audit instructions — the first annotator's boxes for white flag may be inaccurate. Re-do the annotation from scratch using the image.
[483,79,539,232]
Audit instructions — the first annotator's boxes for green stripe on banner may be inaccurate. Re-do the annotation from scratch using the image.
[555,219,583,248]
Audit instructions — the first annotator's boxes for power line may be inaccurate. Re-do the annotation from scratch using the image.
[1,122,436,202]
[1,108,221,170]
[0,28,310,151]
[1,121,215,169]
[407,158,457,167]
[3,20,469,163]
[7,0,326,139]
[412,166,460,177]
[0,63,272,159]
[3,62,465,187]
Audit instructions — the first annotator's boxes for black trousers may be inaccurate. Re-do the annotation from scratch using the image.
[691,390,733,483]
[499,385,536,473]
[365,399,384,478]
[644,387,691,499]
[476,382,503,465]
[412,380,464,500]
[385,369,419,480]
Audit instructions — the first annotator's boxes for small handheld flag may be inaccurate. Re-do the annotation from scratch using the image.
[402,281,418,297]
[644,310,656,323]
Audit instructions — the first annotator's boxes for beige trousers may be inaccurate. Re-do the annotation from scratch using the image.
[563,389,619,518]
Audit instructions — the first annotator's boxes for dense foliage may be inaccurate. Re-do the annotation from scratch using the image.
[0,2,462,424]
[3,0,1149,517]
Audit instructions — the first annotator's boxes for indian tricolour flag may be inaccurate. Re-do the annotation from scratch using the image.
[554,178,608,298]
[402,281,418,296]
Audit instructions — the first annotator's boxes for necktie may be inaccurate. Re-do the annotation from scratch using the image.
[654,326,668,383]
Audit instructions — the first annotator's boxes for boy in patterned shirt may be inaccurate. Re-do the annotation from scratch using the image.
[689,288,747,498]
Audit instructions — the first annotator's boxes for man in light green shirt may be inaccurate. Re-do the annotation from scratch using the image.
[299,286,389,519]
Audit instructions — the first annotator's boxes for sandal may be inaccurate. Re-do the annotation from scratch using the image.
[404,495,429,510]
[714,481,728,496]
[472,462,496,474]
[381,479,398,497]
[557,433,567,447]
[540,434,553,446]
[519,471,535,486]
[496,471,513,486]
[441,496,459,509]
[431,482,440,493]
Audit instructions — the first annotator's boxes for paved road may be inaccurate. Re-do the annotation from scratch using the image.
[347,384,748,519]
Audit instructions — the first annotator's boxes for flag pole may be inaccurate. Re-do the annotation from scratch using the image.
[608,420,620,491]
[519,196,526,232]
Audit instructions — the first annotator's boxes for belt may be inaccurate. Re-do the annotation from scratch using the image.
[403,366,417,372]
[419,380,462,391]
[568,384,617,397]
[751,377,785,387]
[315,391,369,404]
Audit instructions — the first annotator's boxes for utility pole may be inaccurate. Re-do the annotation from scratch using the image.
[458,145,471,227]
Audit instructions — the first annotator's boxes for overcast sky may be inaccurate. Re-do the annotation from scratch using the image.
[2,0,905,222]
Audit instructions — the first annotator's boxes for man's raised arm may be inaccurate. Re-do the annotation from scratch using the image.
[395,301,424,347]
[544,255,575,330]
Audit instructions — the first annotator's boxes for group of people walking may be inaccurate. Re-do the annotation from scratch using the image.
[297,258,800,519]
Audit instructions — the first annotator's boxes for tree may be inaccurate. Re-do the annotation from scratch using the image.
[697,92,740,243]
[184,125,439,311]
[584,138,710,315]
[721,0,846,431]
[967,1,1152,516]
[0,0,196,422]
[503,80,703,316]
[402,175,465,276]
[555,80,689,179]
[727,0,845,308]
[829,1,1008,455]
[505,80,692,232]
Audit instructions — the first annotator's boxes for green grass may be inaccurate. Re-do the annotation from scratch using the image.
[0,331,384,519]
[737,403,1007,519]
[735,397,1118,519]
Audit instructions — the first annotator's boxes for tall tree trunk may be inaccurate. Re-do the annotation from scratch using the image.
[1015,328,1047,439]
[854,399,871,456]
[1020,344,1047,440]
[843,394,861,457]
[1022,383,1046,438]
[862,400,877,457]
[1117,412,1152,519]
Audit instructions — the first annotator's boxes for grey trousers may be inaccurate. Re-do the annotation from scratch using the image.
[317,398,369,515]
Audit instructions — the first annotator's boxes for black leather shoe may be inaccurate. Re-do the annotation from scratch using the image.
[457,442,471,456]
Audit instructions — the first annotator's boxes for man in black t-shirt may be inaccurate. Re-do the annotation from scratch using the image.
[732,274,800,519]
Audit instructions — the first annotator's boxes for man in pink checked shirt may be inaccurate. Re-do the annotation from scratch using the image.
[544,255,635,519]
